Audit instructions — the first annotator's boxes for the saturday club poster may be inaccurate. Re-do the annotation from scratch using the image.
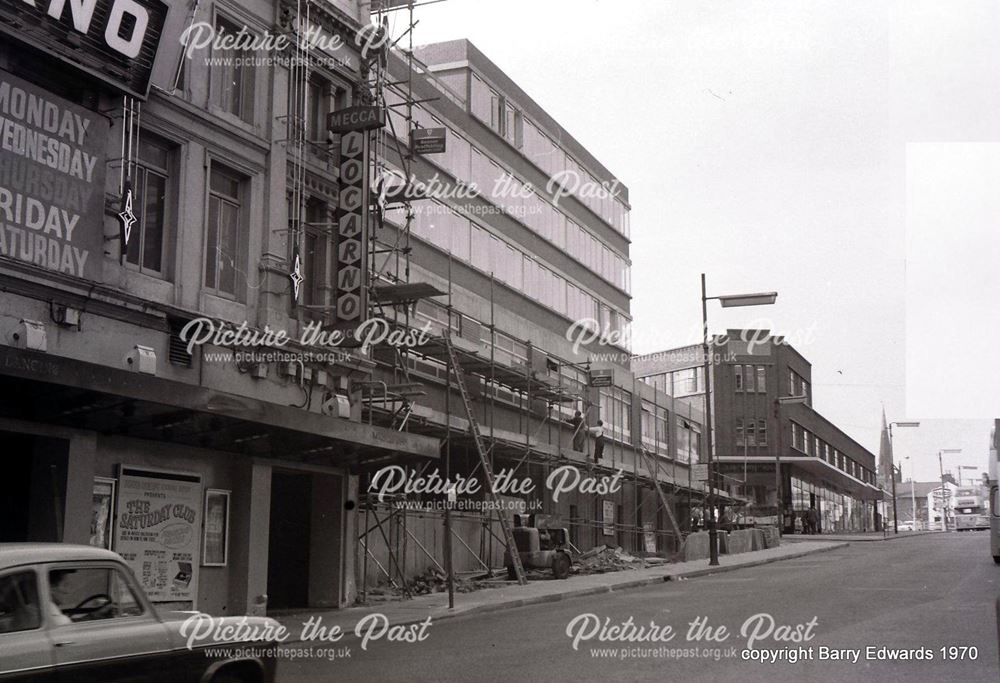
[114,465,202,602]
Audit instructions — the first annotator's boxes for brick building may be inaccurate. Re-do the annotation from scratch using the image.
[634,331,882,533]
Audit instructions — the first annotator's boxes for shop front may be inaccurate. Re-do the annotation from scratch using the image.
[716,457,882,534]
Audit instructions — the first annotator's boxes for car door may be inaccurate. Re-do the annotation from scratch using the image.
[0,567,54,682]
[44,561,176,683]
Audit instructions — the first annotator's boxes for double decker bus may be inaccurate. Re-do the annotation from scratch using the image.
[953,486,989,531]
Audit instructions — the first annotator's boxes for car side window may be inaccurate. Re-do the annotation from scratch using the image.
[47,567,145,624]
[0,571,41,634]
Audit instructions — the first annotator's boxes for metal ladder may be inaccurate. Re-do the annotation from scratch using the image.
[443,335,527,585]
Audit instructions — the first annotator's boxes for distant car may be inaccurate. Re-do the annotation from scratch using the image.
[0,543,279,682]
[896,521,915,531]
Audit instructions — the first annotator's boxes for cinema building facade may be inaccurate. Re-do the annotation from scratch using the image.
[0,0,442,613]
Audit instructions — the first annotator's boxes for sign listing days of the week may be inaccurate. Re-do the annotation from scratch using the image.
[0,71,107,282]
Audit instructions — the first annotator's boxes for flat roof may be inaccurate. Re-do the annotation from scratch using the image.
[412,39,629,203]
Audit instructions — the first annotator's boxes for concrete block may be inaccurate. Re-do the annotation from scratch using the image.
[727,530,750,555]
[683,531,710,561]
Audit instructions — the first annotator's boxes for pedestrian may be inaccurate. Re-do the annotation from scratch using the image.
[569,410,586,453]
[806,505,819,534]
[589,420,605,462]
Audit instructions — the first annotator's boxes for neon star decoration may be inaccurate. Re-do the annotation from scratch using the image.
[118,186,136,248]
[290,252,304,302]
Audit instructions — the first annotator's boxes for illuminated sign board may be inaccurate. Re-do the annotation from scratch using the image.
[0,0,169,99]
[328,105,384,134]
[0,70,108,281]
[333,130,369,328]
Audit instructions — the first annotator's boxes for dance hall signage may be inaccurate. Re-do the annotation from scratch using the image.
[327,105,384,134]
[333,130,369,328]
[0,0,169,99]
[0,71,107,281]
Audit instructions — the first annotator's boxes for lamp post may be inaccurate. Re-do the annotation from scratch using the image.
[888,421,920,534]
[938,448,962,531]
[701,274,777,566]
[774,394,808,537]
[903,455,917,530]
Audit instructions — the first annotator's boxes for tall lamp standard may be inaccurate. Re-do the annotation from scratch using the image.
[888,421,920,534]
[938,448,962,531]
[904,456,917,530]
[701,274,777,566]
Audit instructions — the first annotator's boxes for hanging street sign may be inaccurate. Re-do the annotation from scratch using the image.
[589,368,613,387]
[692,464,710,481]
[328,106,385,134]
[411,127,447,155]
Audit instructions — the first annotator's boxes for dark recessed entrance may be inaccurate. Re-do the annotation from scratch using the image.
[267,470,313,610]
[0,431,69,543]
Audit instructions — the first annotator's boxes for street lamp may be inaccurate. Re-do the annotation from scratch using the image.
[888,421,920,534]
[904,456,917,531]
[938,448,962,531]
[701,274,777,566]
[774,394,808,538]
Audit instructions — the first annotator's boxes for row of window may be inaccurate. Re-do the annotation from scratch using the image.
[735,419,768,447]
[734,365,767,393]
[404,297,699,465]
[124,133,255,302]
[126,129,338,312]
[407,201,631,342]
[789,369,811,402]
[640,367,705,398]
[205,14,349,135]
[386,89,631,294]
[469,75,630,238]
[790,477,872,533]
[791,422,875,485]
[599,386,633,442]
[129,13,352,305]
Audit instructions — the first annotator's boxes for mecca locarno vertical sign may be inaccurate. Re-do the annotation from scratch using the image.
[333,128,370,329]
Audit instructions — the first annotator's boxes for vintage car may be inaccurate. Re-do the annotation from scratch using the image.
[0,543,280,682]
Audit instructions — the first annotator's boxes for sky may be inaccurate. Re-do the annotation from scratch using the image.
[381,0,999,481]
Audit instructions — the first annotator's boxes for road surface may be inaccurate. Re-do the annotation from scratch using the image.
[277,531,999,682]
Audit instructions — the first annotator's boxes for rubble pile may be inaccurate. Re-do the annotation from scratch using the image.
[572,545,667,574]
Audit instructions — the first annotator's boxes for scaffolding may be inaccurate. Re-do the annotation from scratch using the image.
[351,1,738,603]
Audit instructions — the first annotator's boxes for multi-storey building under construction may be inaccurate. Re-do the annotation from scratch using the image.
[0,0,730,614]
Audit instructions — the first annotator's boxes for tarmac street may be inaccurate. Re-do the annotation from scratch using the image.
[277,532,999,682]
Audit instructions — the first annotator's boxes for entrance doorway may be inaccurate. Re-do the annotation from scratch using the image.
[267,471,312,609]
[0,431,69,542]
[266,469,344,610]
